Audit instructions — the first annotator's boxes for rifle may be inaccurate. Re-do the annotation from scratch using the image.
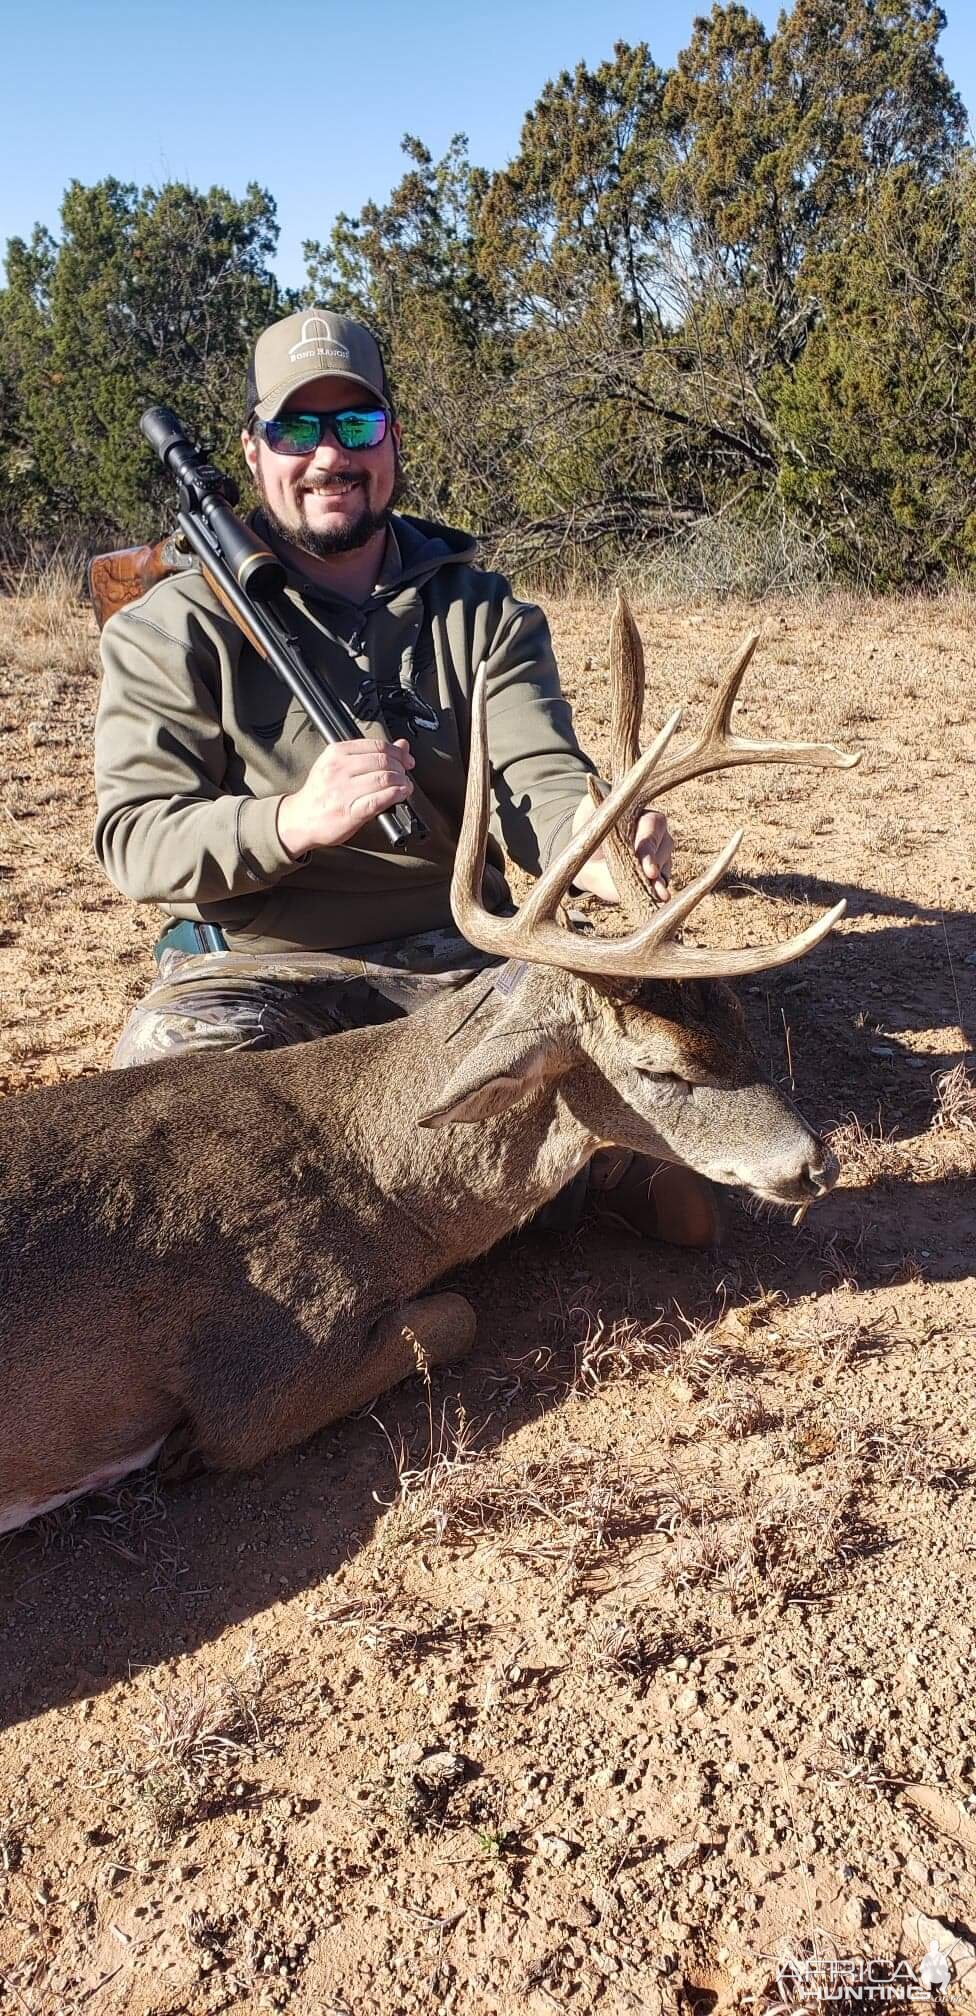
[88,406,424,851]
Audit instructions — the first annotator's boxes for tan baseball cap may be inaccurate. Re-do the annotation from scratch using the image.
[245,308,391,420]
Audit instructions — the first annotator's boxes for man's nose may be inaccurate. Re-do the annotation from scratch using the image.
[310,435,354,469]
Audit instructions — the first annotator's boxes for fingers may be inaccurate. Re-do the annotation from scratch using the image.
[348,779,414,819]
[634,809,673,905]
[315,739,415,779]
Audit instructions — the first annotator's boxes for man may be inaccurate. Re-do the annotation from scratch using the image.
[95,307,715,1243]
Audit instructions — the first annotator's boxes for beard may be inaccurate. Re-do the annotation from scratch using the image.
[254,458,402,559]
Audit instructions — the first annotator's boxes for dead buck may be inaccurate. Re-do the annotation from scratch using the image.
[0,599,857,1534]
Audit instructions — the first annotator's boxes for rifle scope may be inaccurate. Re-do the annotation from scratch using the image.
[141,406,284,597]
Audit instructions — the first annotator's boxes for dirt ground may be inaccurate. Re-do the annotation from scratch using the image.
[0,578,974,2016]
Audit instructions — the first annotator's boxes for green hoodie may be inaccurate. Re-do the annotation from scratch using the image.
[94,513,596,953]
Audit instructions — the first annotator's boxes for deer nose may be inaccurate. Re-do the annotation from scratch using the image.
[803,1143,839,1196]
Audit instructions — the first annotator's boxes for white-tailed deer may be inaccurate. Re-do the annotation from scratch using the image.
[0,601,858,1534]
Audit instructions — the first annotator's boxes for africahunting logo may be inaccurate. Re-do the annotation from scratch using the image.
[770,1935,967,2008]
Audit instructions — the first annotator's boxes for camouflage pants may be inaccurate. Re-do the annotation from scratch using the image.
[111,926,500,1068]
[111,925,589,1229]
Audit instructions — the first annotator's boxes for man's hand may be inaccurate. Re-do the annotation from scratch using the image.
[277,738,415,857]
[569,794,672,906]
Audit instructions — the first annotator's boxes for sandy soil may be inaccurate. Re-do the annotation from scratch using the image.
[0,581,974,2015]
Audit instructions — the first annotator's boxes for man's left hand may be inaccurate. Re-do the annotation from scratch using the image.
[570,797,673,906]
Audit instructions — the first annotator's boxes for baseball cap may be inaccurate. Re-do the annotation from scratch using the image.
[245,308,391,421]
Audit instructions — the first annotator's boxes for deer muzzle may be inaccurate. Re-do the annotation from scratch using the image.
[743,1132,839,1207]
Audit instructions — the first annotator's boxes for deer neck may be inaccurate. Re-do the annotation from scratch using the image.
[369,975,601,1253]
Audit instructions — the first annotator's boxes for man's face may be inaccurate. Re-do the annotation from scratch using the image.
[241,373,401,558]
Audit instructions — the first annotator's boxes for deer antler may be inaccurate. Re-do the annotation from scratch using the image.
[626,614,860,803]
[454,591,859,979]
[591,592,861,918]
[452,645,851,981]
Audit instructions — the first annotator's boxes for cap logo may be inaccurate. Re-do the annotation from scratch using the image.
[288,315,351,366]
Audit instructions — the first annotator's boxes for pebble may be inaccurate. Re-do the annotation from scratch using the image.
[534,1833,579,1868]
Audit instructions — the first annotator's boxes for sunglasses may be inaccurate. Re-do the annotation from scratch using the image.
[256,407,389,456]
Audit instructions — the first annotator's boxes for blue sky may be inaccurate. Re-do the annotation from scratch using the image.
[4,0,974,291]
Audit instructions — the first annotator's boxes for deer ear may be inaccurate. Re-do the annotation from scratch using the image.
[417,1032,567,1128]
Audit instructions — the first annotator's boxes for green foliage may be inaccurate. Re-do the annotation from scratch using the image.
[0,178,285,545]
[774,157,976,585]
[0,0,972,587]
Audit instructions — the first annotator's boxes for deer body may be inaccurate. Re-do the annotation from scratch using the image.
[1,963,833,1533]
[0,603,858,1534]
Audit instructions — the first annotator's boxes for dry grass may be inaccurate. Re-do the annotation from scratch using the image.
[567,1309,671,1392]
[110,1646,276,1843]
[825,1112,906,1184]
[0,550,94,682]
[375,1403,662,1585]
[662,1475,862,1612]
[776,1395,963,1494]
[933,1062,976,1134]
[585,1614,663,1685]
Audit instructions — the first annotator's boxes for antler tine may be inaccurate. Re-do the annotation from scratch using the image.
[599,588,659,916]
[702,631,761,741]
[640,633,861,801]
[450,665,683,961]
[600,884,848,983]
[517,706,683,928]
[609,589,645,784]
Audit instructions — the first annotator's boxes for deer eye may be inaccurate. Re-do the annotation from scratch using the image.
[637,1067,690,1092]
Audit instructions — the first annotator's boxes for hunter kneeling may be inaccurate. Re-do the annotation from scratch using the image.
[94,306,716,1247]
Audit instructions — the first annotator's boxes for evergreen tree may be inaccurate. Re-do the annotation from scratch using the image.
[0,178,285,542]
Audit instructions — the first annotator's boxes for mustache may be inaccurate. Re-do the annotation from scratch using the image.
[300,473,365,492]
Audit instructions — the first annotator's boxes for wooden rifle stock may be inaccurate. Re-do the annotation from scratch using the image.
[88,536,189,631]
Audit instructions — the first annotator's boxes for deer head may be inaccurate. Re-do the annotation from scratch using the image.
[419,596,859,1213]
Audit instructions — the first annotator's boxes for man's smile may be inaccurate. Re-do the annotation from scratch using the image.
[302,475,364,500]
[304,473,362,488]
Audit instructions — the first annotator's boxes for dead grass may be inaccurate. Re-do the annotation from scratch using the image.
[567,1310,670,1392]
[110,1646,276,1843]
[375,1406,662,1585]
[933,1062,976,1133]
[826,1112,906,1184]
[585,1614,661,1685]
[772,1387,966,1497]
[0,551,94,683]
[662,1475,862,1612]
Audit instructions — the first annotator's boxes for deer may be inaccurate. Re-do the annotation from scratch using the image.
[0,599,858,1536]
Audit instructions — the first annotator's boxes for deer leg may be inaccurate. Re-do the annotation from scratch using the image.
[353,1293,478,1405]
[182,1294,478,1476]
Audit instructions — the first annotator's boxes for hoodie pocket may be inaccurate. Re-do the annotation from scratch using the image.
[248,715,287,746]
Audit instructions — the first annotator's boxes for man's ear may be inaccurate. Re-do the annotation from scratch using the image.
[417,1030,568,1127]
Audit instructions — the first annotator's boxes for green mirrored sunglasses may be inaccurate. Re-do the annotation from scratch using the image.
[257,408,389,456]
